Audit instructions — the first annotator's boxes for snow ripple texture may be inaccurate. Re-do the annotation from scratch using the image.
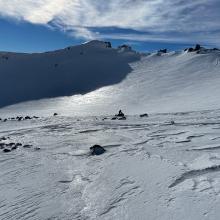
[1,110,220,219]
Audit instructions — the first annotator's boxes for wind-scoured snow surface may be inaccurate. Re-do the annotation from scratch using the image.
[2,111,220,219]
[1,42,220,219]
[0,42,220,117]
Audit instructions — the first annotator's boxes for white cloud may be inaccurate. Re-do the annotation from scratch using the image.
[0,0,219,45]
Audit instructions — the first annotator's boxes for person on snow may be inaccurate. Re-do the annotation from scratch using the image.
[117,110,124,117]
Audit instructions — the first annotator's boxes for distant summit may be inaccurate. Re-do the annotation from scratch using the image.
[82,40,112,49]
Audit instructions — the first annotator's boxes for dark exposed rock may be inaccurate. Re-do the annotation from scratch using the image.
[194,44,201,51]
[105,42,112,48]
[140,113,149,118]
[1,115,38,122]
[118,44,132,51]
[186,44,202,53]
[3,148,11,153]
[188,48,194,52]
[23,144,32,148]
[11,145,18,150]
[53,113,58,116]
[118,116,126,120]
[170,120,175,125]
[159,49,167,53]
[111,117,117,120]
[90,145,106,155]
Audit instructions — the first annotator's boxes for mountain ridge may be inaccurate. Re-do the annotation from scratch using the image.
[0,40,140,108]
[0,40,220,117]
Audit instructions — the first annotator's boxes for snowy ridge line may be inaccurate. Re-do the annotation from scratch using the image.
[0,40,140,108]
[0,42,220,116]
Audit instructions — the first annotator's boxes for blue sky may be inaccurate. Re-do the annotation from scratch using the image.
[0,0,219,52]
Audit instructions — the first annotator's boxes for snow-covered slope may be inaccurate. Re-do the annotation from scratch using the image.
[0,40,140,108]
[1,42,220,220]
[1,44,220,117]
[2,110,220,219]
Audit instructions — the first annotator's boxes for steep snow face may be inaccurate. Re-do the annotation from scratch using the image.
[1,49,220,117]
[0,40,140,108]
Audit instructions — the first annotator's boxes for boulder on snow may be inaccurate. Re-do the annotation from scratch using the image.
[11,145,18,150]
[158,49,167,53]
[23,144,32,148]
[170,120,175,125]
[90,145,106,155]
[17,117,23,121]
[53,113,58,116]
[118,116,126,120]
[3,148,11,153]
[140,113,149,118]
